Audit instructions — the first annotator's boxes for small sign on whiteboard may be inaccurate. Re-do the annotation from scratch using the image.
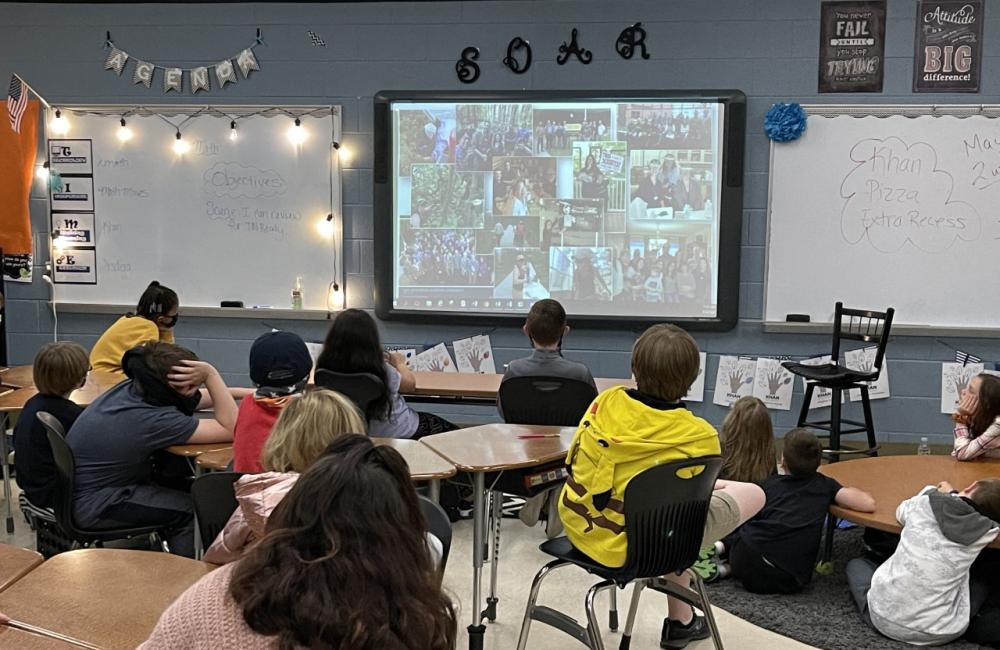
[53,249,97,284]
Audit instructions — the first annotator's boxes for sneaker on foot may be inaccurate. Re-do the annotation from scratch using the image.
[660,615,711,649]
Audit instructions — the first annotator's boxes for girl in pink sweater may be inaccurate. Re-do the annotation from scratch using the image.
[953,374,1000,461]
[141,434,457,649]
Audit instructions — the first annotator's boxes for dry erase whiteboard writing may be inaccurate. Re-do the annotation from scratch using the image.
[766,108,1000,330]
[49,107,341,311]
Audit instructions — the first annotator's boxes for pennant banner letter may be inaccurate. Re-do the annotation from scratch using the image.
[163,67,183,93]
[236,48,260,78]
[132,60,154,88]
[215,59,237,87]
[190,66,211,93]
[104,47,129,75]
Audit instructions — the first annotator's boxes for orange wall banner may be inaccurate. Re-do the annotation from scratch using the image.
[0,99,39,281]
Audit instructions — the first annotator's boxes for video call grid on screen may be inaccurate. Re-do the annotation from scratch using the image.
[377,93,743,326]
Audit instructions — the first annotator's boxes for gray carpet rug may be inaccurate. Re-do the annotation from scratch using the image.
[706,527,988,650]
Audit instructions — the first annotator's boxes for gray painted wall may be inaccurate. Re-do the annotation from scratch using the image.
[4,0,999,441]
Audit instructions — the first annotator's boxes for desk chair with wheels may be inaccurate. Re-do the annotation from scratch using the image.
[782,302,894,461]
[314,369,386,417]
[516,456,724,650]
[418,495,452,573]
[38,412,166,552]
[498,376,598,426]
[191,471,244,557]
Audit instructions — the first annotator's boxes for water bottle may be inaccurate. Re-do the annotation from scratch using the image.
[291,276,303,310]
[917,437,931,456]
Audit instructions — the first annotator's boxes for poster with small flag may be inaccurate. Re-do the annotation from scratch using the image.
[7,75,28,133]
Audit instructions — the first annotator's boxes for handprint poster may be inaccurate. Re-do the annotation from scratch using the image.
[453,335,496,374]
[713,355,757,407]
[845,347,890,402]
[752,357,795,410]
[941,362,984,414]
[683,352,708,403]
[411,343,457,373]
[799,355,835,409]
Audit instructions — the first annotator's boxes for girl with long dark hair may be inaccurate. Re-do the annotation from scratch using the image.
[141,435,457,650]
[316,309,456,438]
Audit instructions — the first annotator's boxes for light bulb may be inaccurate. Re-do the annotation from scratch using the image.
[35,163,50,180]
[50,109,69,135]
[337,144,352,163]
[229,120,238,141]
[316,214,334,238]
[117,118,133,143]
[287,117,307,145]
[173,132,189,155]
[327,283,344,311]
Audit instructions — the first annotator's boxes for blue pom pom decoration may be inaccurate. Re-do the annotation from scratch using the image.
[764,102,807,142]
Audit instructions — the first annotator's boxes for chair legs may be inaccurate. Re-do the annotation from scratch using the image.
[796,383,815,427]
[691,572,724,649]
[646,571,725,649]
[829,387,843,462]
[860,385,878,456]
[619,579,647,650]
[609,587,618,630]
[516,559,617,650]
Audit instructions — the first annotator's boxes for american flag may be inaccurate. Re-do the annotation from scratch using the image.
[7,75,28,133]
[955,350,982,366]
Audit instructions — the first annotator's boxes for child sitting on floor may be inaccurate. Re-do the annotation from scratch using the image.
[847,479,1000,646]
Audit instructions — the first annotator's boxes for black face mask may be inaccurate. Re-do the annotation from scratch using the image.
[162,314,179,329]
[122,347,201,416]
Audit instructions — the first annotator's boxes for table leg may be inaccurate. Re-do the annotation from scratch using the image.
[429,479,440,503]
[0,415,13,534]
[468,472,486,649]
[484,489,501,623]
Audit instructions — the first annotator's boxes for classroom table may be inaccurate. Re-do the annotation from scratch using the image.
[422,423,575,650]
[0,548,214,649]
[194,447,234,472]
[0,543,44,592]
[372,437,457,501]
[0,625,89,649]
[819,455,1000,549]
[406,372,633,405]
[0,364,35,389]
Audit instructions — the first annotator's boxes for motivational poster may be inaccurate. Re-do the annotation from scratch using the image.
[818,1,887,93]
[914,0,984,93]
[713,355,756,407]
[941,361,984,413]
[683,352,708,403]
[845,347,891,401]
[752,357,795,411]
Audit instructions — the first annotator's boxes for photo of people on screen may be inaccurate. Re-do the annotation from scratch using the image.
[540,199,604,248]
[492,157,556,216]
[549,247,613,302]
[455,104,533,171]
[628,150,713,222]
[409,164,486,228]
[478,217,540,251]
[493,249,549,300]
[398,227,494,287]
[609,238,713,310]
[617,103,714,149]
[532,107,611,157]
[396,108,457,176]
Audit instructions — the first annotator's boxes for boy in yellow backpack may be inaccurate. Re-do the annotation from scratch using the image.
[559,323,765,649]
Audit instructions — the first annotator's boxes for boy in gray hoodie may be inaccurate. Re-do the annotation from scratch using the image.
[846,479,1000,646]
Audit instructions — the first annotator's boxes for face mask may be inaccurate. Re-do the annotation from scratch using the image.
[163,314,179,329]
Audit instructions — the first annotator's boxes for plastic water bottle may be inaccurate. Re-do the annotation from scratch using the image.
[291,276,303,310]
[917,437,931,456]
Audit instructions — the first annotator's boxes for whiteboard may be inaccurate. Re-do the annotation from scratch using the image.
[766,109,1000,329]
[50,108,340,311]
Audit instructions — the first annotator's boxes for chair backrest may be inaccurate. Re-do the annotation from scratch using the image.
[314,369,386,419]
[498,376,598,426]
[191,472,245,555]
[618,456,722,582]
[831,302,895,371]
[37,412,83,540]
[418,495,452,573]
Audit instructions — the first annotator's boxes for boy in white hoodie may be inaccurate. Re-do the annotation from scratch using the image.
[846,479,1000,646]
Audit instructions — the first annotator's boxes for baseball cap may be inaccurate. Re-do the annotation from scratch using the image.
[249,331,313,387]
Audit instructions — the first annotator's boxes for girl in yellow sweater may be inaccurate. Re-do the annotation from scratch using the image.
[90,281,178,374]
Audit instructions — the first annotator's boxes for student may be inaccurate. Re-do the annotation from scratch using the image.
[558,324,765,648]
[316,309,456,438]
[725,429,875,595]
[141,435,456,650]
[953,373,1000,460]
[67,342,238,558]
[847,479,1000,646]
[231,331,313,473]
[89,281,179,375]
[501,299,596,392]
[12,342,90,509]
[719,396,777,484]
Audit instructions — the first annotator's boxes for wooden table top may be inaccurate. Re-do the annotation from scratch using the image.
[372,438,457,481]
[0,372,124,412]
[409,372,633,399]
[0,626,83,649]
[194,448,234,471]
[0,544,43,593]
[0,365,34,389]
[0,549,213,650]
[820,455,1000,548]
[166,442,233,457]
[422,423,575,472]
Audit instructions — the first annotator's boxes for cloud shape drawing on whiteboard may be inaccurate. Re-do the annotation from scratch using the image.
[839,137,981,253]
[202,162,288,199]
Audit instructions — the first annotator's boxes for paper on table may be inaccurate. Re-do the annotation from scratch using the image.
[941,361,984,414]
[411,343,457,373]
[683,351,708,403]
[845,347,890,402]
[752,357,794,411]
[385,345,417,369]
[453,335,496,374]
[713,355,756,407]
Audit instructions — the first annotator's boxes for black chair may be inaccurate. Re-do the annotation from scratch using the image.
[38,412,166,552]
[782,302,894,461]
[191,471,245,557]
[516,456,724,650]
[418,495,452,573]
[314,369,386,417]
[498,376,598,426]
